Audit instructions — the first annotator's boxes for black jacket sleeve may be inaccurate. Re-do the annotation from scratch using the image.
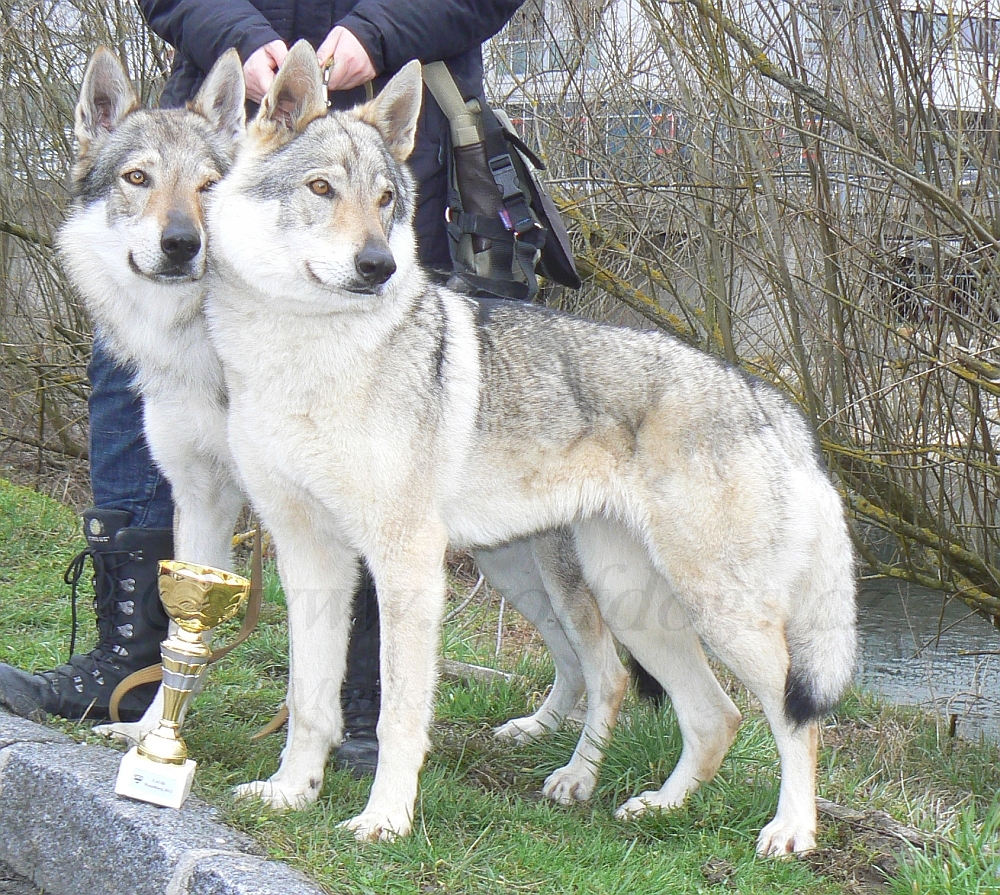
[139,0,282,71]
[338,0,525,74]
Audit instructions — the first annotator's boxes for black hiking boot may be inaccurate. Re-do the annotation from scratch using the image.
[0,509,172,723]
[334,566,380,778]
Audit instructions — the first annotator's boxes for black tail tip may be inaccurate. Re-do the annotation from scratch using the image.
[628,654,667,706]
[784,669,836,726]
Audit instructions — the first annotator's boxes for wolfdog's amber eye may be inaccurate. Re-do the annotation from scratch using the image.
[379,190,394,207]
[309,179,331,196]
[123,170,147,186]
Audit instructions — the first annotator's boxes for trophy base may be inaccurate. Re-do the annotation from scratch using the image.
[115,746,196,809]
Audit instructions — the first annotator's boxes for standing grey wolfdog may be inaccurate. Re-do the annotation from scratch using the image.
[58,47,247,578]
[55,48,630,786]
[55,47,246,741]
[204,41,857,856]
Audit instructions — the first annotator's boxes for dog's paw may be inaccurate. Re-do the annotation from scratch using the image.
[232,779,316,811]
[542,764,597,804]
[614,788,686,821]
[614,793,652,820]
[755,817,816,857]
[493,715,554,744]
[338,809,412,842]
[94,720,154,745]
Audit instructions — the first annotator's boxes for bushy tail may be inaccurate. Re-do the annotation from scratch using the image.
[783,492,859,725]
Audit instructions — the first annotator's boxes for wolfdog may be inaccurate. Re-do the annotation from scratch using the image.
[57,46,247,574]
[55,48,628,771]
[204,42,857,856]
[55,47,246,740]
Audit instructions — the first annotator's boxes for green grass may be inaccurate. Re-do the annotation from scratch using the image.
[0,477,81,670]
[2,478,999,894]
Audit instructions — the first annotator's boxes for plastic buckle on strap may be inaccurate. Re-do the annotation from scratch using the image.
[518,216,543,237]
[499,206,541,238]
[501,210,532,234]
[489,153,522,200]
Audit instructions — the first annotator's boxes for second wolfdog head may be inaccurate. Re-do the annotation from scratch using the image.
[57,47,245,334]
[208,41,424,311]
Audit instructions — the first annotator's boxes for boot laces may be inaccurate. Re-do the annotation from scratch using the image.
[62,545,136,667]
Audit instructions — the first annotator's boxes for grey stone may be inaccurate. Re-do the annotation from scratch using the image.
[0,710,328,895]
[180,853,330,895]
[0,741,253,895]
[0,711,73,748]
[0,860,43,895]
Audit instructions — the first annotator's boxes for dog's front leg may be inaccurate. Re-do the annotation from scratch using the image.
[340,520,449,842]
[96,474,246,744]
[171,472,246,572]
[235,533,358,811]
[93,623,175,744]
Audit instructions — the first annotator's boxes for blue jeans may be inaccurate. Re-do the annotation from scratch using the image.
[87,336,173,529]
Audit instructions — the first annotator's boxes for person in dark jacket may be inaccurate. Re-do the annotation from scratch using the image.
[0,0,522,777]
[145,0,523,267]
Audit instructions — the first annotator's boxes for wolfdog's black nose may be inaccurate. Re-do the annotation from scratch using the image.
[161,221,202,264]
[355,244,396,287]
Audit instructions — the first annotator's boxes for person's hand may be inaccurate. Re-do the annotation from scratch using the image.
[244,40,288,103]
[316,26,377,92]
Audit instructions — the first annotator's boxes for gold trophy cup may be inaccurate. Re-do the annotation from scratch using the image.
[114,560,249,808]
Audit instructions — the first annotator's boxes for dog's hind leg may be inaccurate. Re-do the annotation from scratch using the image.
[474,534,588,744]
[752,702,819,856]
[686,618,820,856]
[526,528,629,805]
[234,530,357,811]
[572,520,742,815]
[635,518,824,855]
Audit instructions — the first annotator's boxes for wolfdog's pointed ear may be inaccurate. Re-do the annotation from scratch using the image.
[357,60,422,163]
[191,49,246,141]
[75,47,139,153]
[254,40,326,141]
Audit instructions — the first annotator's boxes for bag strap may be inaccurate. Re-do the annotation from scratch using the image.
[422,61,481,148]
[481,105,544,296]
[423,61,580,294]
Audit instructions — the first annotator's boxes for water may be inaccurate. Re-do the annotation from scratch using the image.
[857,578,1000,742]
